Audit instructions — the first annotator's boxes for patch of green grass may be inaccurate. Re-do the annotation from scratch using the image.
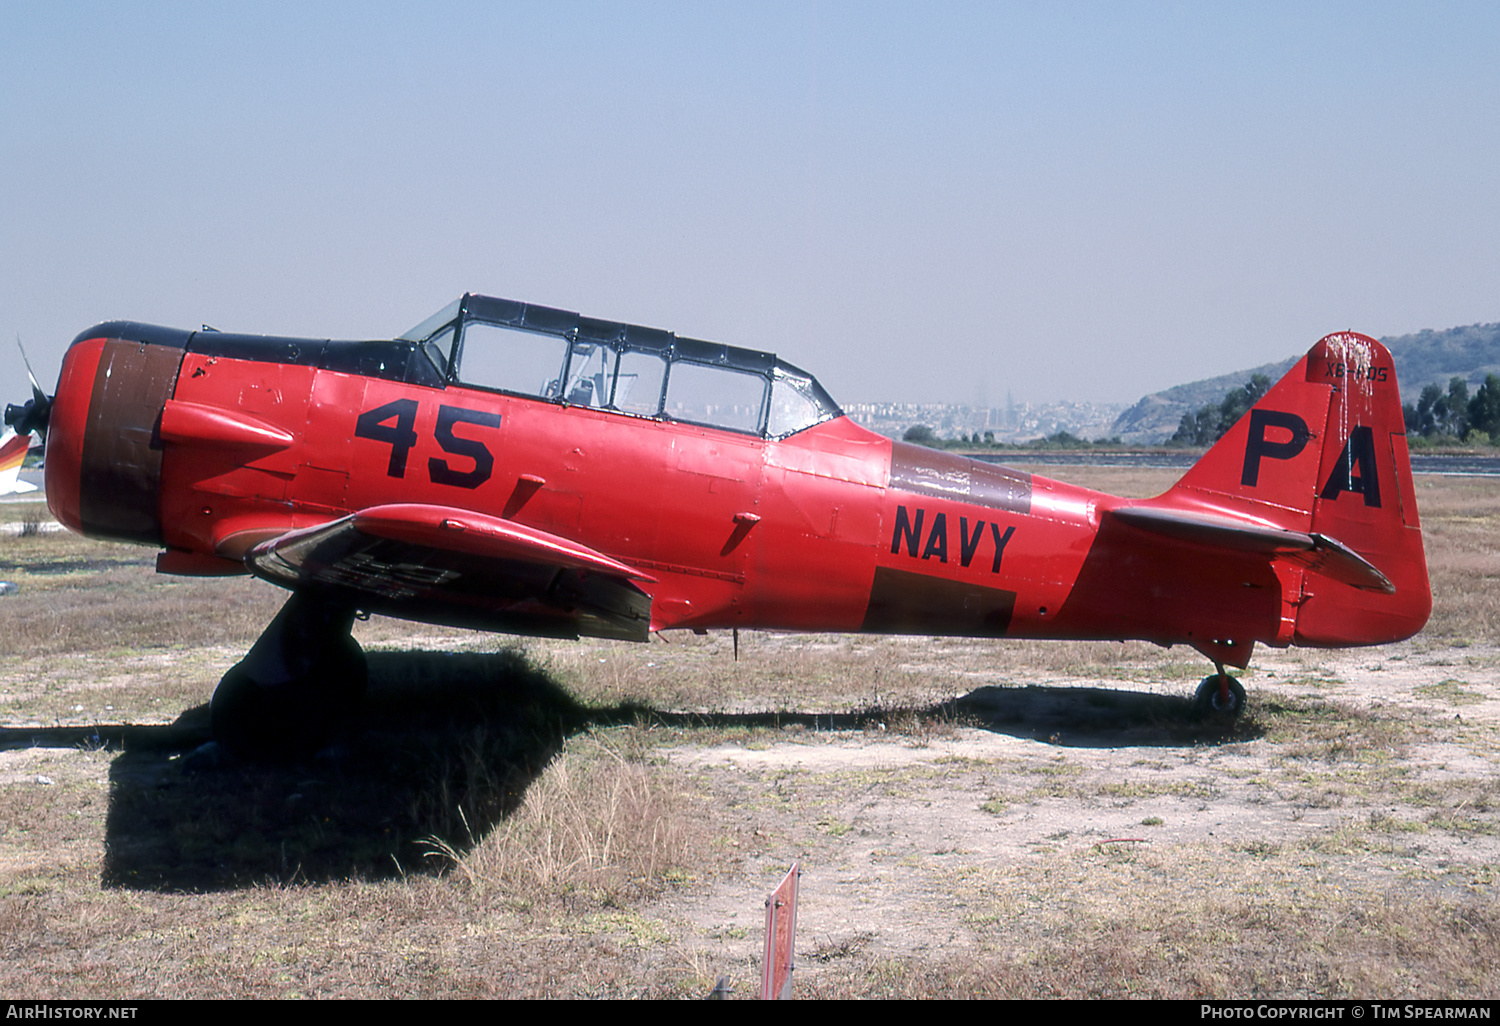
[1281,675,1346,690]
[1251,697,1429,767]
[1414,680,1489,706]
[1096,780,1220,801]
[1425,813,1499,836]
[578,910,672,947]
[1368,813,1429,834]
[1228,840,1281,858]
[1025,758,1082,778]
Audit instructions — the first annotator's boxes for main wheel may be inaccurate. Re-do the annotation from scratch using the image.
[211,635,367,760]
[1193,673,1246,722]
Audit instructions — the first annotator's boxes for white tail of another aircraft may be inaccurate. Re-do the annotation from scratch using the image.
[0,429,38,495]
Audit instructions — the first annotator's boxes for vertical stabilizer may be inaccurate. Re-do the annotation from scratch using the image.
[1162,332,1430,646]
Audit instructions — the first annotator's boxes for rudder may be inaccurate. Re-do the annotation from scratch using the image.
[1299,333,1429,644]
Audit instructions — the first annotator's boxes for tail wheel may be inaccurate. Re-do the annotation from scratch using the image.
[1193,673,1246,722]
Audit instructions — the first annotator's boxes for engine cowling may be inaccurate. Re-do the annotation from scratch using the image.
[45,323,191,546]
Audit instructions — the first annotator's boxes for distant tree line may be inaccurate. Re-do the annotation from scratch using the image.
[1168,374,1271,447]
[1404,374,1500,442]
[1168,372,1500,448]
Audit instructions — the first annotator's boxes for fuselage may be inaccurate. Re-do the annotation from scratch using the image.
[44,320,1109,635]
[41,297,1429,662]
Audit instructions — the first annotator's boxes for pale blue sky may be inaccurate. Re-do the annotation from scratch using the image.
[3,1,1497,406]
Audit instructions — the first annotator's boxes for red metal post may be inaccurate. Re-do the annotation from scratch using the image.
[761,862,800,1000]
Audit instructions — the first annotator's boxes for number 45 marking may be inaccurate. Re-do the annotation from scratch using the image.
[354,399,501,490]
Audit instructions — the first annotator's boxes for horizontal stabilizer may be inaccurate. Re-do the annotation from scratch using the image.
[1111,506,1394,594]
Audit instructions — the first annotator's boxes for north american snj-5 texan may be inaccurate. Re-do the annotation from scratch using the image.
[4,295,1429,756]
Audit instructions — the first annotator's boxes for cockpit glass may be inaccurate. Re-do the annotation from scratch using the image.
[664,361,767,434]
[768,369,831,437]
[562,342,619,409]
[395,296,842,436]
[420,324,454,379]
[456,321,570,399]
[397,298,462,343]
[615,350,667,416]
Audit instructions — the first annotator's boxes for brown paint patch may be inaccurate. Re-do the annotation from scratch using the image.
[78,340,184,544]
[860,565,1017,636]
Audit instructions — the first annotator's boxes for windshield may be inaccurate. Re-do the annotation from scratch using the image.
[397,298,462,343]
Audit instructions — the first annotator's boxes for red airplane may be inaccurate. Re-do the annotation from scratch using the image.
[5,295,1430,756]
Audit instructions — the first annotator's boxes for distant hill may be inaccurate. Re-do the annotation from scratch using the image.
[1111,322,1500,444]
[1381,322,1500,394]
[1110,356,1299,444]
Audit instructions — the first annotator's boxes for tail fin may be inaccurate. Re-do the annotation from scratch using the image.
[0,429,38,495]
[1162,332,1430,647]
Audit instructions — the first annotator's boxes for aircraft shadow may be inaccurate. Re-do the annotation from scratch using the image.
[0,651,1255,893]
[590,683,1261,749]
[951,683,1261,746]
[95,650,586,893]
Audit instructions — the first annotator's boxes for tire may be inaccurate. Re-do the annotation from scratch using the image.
[1193,673,1247,722]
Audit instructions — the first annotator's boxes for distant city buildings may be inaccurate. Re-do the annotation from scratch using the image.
[842,399,1128,444]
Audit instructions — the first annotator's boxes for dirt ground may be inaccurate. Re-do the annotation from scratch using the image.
[652,638,1500,973]
[6,630,1494,998]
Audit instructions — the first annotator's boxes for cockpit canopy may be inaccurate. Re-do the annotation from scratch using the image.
[399,294,842,439]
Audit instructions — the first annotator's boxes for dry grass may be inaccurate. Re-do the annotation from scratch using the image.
[1008,463,1179,499]
[425,736,699,909]
[18,506,43,538]
[794,893,1500,998]
[1409,475,1500,641]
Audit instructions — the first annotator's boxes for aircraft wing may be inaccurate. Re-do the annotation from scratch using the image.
[1110,506,1395,594]
[242,503,655,642]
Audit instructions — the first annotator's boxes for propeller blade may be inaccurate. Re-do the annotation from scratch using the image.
[17,335,43,395]
[6,337,53,442]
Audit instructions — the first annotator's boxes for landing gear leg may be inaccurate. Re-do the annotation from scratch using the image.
[210,591,367,760]
[1193,661,1247,722]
